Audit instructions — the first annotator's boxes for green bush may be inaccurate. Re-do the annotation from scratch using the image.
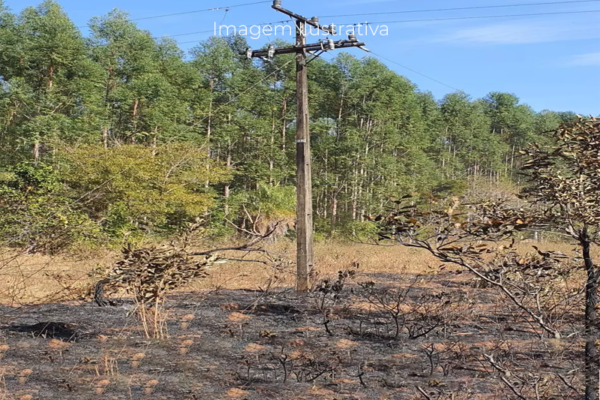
[339,220,379,242]
[59,144,229,236]
[0,163,97,253]
[229,184,296,234]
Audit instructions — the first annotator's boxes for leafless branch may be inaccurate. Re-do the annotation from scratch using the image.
[416,386,433,400]
[557,373,582,395]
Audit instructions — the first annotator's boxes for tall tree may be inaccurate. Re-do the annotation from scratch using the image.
[483,92,535,177]
[88,10,162,146]
[440,92,504,179]
[0,0,90,162]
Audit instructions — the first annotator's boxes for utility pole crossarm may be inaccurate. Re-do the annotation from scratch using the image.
[249,40,367,59]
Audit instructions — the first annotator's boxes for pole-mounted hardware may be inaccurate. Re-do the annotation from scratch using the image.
[272,0,335,35]
[246,37,367,59]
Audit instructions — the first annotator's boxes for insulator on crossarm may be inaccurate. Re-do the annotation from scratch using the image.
[246,48,253,59]
[273,0,282,8]
[329,23,337,35]
[267,45,276,59]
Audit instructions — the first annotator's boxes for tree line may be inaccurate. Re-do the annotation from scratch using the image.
[0,0,580,248]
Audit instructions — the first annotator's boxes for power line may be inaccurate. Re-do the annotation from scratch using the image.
[199,58,295,123]
[40,2,597,95]
[127,0,271,22]
[82,5,600,45]
[166,9,600,45]
[156,29,214,40]
[368,51,463,92]
[78,0,270,29]
[322,0,600,18]
[338,9,600,25]
[170,39,461,95]
[156,20,290,41]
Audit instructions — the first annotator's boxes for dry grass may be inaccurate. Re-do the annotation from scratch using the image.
[0,239,593,305]
[0,247,117,305]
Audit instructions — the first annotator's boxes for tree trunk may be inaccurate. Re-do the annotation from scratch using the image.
[351,165,358,220]
[337,92,344,142]
[205,80,215,188]
[33,141,40,164]
[270,110,275,185]
[151,131,158,156]
[224,146,232,217]
[281,97,287,151]
[131,99,139,143]
[48,65,54,89]
[582,227,599,400]
[330,195,338,235]
[102,127,108,149]
[510,144,516,175]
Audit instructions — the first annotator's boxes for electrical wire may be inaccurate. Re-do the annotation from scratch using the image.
[368,50,463,92]
[199,58,295,123]
[78,0,270,29]
[125,0,270,23]
[321,0,600,18]
[159,8,600,45]
[130,0,271,21]
[337,9,600,26]
[165,20,291,44]
[155,29,214,40]
[81,5,600,45]
[17,2,594,105]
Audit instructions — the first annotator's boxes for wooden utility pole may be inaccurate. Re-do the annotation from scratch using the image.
[246,1,367,292]
[295,19,312,292]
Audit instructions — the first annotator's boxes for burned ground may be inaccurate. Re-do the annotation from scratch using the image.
[0,268,583,400]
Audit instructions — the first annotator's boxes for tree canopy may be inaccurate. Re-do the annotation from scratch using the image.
[0,1,585,245]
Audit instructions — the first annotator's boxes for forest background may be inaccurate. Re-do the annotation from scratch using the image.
[0,0,588,252]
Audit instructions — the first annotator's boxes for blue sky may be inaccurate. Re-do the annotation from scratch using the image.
[4,0,600,114]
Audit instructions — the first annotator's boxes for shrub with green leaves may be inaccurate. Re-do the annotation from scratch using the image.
[229,184,296,235]
[0,163,96,253]
[58,144,229,236]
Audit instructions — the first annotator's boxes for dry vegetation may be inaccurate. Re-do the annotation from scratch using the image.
[3,240,583,303]
[0,240,591,399]
[0,241,445,304]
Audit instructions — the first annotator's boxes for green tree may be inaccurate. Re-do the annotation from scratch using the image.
[483,92,535,176]
[0,1,92,162]
[440,92,505,180]
[89,10,166,146]
[0,162,94,253]
[59,144,229,236]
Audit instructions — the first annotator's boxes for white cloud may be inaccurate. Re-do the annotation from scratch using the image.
[431,21,600,44]
[567,52,600,66]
